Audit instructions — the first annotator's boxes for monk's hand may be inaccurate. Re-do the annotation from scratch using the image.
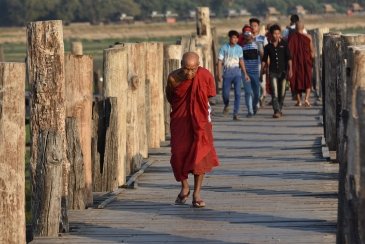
[288,69,293,79]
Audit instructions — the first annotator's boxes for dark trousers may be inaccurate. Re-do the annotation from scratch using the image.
[270,72,287,113]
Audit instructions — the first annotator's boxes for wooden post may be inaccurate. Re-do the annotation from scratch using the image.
[178,35,197,54]
[66,117,86,209]
[357,88,365,244]
[196,7,211,37]
[145,42,164,148]
[71,41,83,55]
[211,27,220,91]
[308,29,321,97]
[65,54,93,207]
[163,45,182,137]
[123,43,147,173]
[322,33,341,151]
[342,46,365,244]
[196,7,214,74]
[0,63,26,244]
[27,20,67,236]
[336,35,365,244]
[103,47,128,185]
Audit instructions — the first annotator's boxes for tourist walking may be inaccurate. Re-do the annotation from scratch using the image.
[241,25,261,117]
[218,30,250,120]
[262,24,293,118]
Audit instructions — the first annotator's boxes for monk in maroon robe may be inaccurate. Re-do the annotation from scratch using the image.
[166,52,219,208]
[288,22,315,107]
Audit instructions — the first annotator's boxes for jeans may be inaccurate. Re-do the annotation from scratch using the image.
[270,72,287,113]
[243,72,260,114]
[222,74,242,116]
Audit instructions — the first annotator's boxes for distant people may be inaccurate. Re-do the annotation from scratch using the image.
[249,18,268,107]
[288,22,315,107]
[218,30,250,120]
[283,14,307,41]
[241,26,261,117]
[262,24,293,118]
[166,52,219,208]
[264,23,273,98]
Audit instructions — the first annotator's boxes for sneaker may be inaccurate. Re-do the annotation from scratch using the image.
[223,106,229,116]
[272,112,281,118]
[246,113,253,118]
[233,115,241,121]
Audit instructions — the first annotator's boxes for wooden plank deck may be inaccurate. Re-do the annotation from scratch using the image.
[32,95,338,243]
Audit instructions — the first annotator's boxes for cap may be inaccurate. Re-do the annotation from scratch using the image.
[242,24,252,33]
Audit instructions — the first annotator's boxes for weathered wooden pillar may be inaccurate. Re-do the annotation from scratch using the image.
[163,45,182,137]
[27,20,67,236]
[66,117,86,209]
[322,33,341,151]
[123,43,147,173]
[211,27,220,91]
[196,7,214,74]
[65,54,93,207]
[342,46,365,244]
[336,35,365,244]
[145,42,164,147]
[178,35,197,54]
[357,88,365,244]
[103,47,128,185]
[0,63,26,244]
[71,41,83,55]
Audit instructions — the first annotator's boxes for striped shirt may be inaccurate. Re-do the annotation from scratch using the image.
[242,42,260,76]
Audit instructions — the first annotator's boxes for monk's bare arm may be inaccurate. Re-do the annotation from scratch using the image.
[166,73,176,104]
[307,35,315,58]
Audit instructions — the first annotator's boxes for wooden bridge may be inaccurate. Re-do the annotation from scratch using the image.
[2,7,365,244]
[32,97,338,243]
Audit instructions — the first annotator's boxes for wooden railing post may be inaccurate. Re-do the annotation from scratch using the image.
[357,87,365,244]
[0,63,26,244]
[163,45,182,137]
[71,41,83,55]
[322,33,342,151]
[65,53,93,207]
[145,42,164,147]
[102,47,128,186]
[27,20,67,236]
[122,43,148,173]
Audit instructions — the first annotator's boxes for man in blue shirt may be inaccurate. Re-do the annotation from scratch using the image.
[218,30,249,121]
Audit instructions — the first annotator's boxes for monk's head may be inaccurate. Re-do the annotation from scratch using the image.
[181,52,200,80]
[295,21,305,34]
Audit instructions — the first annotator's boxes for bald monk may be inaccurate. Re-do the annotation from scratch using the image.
[165,52,219,208]
[288,21,315,107]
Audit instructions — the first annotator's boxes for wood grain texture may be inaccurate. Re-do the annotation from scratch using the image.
[0,62,26,244]
[65,54,93,206]
[145,42,164,148]
[66,117,87,210]
[103,47,128,185]
[323,33,341,151]
[27,20,67,237]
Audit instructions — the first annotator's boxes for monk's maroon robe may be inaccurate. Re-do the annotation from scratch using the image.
[288,32,313,92]
[168,67,219,182]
